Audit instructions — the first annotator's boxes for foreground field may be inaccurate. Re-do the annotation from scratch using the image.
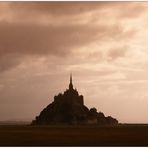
[0,124,148,146]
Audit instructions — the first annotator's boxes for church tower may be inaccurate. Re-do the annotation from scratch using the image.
[69,73,73,90]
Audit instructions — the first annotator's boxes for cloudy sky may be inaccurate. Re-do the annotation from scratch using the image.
[1,2,148,123]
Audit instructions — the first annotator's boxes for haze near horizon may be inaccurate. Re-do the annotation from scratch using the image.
[0,2,148,123]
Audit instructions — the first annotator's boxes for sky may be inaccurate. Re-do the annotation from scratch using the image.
[1,2,148,123]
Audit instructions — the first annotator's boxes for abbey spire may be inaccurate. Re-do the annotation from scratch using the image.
[69,73,73,90]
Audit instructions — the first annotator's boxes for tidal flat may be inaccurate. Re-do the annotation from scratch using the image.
[0,124,148,146]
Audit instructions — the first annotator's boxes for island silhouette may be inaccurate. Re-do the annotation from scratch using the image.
[32,74,118,125]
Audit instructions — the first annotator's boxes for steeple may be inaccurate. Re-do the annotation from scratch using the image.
[69,73,73,90]
[70,73,72,84]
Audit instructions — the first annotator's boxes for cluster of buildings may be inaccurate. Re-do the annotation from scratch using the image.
[32,74,118,125]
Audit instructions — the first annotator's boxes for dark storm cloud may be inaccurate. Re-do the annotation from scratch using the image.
[0,22,101,72]
[0,21,132,72]
[0,1,143,73]
[8,2,108,15]
[0,22,99,56]
[8,2,146,19]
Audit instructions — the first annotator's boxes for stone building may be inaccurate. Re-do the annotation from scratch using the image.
[32,74,118,125]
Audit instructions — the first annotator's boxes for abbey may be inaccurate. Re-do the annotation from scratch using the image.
[32,74,118,125]
[54,74,84,107]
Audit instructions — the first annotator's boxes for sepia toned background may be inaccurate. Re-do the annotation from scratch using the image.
[0,2,148,123]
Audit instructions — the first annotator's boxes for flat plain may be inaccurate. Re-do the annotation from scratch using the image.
[0,124,148,146]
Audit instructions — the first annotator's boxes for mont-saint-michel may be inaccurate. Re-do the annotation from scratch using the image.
[32,74,118,125]
[2,1,148,146]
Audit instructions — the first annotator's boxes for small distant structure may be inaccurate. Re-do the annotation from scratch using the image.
[32,74,118,125]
